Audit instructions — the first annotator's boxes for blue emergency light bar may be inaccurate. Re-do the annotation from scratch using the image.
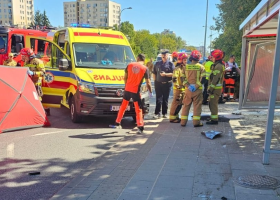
[70,23,91,28]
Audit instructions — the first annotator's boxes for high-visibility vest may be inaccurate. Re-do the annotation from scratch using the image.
[204,61,213,80]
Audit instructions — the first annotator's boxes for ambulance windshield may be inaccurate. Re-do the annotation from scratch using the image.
[73,43,136,68]
[0,34,7,54]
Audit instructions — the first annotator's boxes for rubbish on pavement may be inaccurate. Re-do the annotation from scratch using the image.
[201,130,222,139]
[29,172,41,176]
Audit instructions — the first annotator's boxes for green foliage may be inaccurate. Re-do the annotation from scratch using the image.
[118,21,188,59]
[31,10,51,27]
[42,10,51,27]
[212,0,261,63]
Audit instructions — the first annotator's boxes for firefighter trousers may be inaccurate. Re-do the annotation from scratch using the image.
[181,89,203,126]
[116,91,144,127]
[209,89,222,121]
[224,78,235,99]
[169,89,184,121]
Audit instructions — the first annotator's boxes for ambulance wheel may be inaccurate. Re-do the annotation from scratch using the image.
[70,97,82,123]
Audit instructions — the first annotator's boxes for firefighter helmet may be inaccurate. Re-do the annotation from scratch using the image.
[172,51,178,58]
[211,49,224,60]
[178,52,188,61]
[190,50,201,61]
[20,48,35,57]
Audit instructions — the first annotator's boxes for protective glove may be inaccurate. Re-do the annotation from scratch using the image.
[207,87,214,94]
[188,85,196,92]
[149,92,153,98]
[27,69,34,76]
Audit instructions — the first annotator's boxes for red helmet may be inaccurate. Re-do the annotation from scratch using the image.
[211,49,224,60]
[20,48,35,57]
[178,52,188,61]
[190,50,201,61]
[172,51,178,58]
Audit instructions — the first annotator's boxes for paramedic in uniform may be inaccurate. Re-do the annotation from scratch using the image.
[3,53,17,66]
[206,49,225,125]
[169,52,187,123]
[20,48,50,116]
[110,54,152,134]
[180,50,206,127]
[153,50,175,119]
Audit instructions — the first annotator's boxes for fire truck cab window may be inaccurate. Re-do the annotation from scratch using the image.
[11,34,24,53]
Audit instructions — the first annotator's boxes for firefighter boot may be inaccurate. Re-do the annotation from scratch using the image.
[206,120,218,125]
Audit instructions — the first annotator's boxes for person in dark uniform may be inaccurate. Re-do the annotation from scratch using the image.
[153,50,175,119]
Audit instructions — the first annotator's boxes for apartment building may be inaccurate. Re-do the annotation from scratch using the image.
[63,0,121,27]
[0,0,34,27]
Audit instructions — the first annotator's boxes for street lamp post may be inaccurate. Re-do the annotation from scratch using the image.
[203,0,209,60]
[119,7,132,31]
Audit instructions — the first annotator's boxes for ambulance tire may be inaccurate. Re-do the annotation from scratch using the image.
[70,97,82,123]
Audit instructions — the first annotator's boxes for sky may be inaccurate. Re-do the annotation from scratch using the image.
[35,0,221,48]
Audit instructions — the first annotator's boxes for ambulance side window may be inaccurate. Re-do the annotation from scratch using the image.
[11,34,24,53]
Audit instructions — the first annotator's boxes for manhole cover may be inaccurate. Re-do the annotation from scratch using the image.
[235,174,280,189]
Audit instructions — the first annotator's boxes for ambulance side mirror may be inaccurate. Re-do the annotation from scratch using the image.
[59,58,71,71]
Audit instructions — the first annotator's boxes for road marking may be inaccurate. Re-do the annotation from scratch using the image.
[7,143,14,158]
[33,131,66,136]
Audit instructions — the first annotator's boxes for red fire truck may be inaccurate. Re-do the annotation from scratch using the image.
[0,26,55,65]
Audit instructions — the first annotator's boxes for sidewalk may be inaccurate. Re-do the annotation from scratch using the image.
[51,102,280,200]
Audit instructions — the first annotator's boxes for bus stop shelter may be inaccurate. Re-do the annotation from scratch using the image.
[239,0,280,164]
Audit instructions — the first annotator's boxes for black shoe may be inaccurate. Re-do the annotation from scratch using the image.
[206,120,218,125]
[45,108,50,116]
[181,124,186,127]
[137,126,144,134]
[194,122,203,127]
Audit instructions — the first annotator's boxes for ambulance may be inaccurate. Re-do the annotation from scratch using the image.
[25,26,150,123]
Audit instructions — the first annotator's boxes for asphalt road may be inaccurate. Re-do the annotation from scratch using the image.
[0,106,139,200]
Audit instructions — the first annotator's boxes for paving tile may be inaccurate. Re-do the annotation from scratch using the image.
[228,153,261,162]
[232,169,268,178]
[132,169,160,182]
[193,173,233,188]
[192,184,235,200]
[160,166,195,177]
[195,163,231,174]
[148,187,192,200]
[122,180,154,195]
[230,161,266,171]
[154,175,193,189]
[117,192,148,200]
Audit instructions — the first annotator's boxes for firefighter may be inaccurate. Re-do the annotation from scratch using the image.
[20,48,50,116]
[180,50,206,127]
[169,52,187,123]
[202,55,213,105]
[224,55,240,101]
[3,53,17,66]
[110,54,152,134]
[206,49,225,125]
[172,51,178,64]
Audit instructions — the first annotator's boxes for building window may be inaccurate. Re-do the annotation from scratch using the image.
[113,5,115,8]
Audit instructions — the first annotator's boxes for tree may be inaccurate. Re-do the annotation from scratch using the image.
[31,10,51,28]
[120,21,136,48]
[212,0,261,63]
[33,10,42,26]
[42,10,51,27]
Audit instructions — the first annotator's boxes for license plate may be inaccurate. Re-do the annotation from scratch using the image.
[110,106,130,111]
